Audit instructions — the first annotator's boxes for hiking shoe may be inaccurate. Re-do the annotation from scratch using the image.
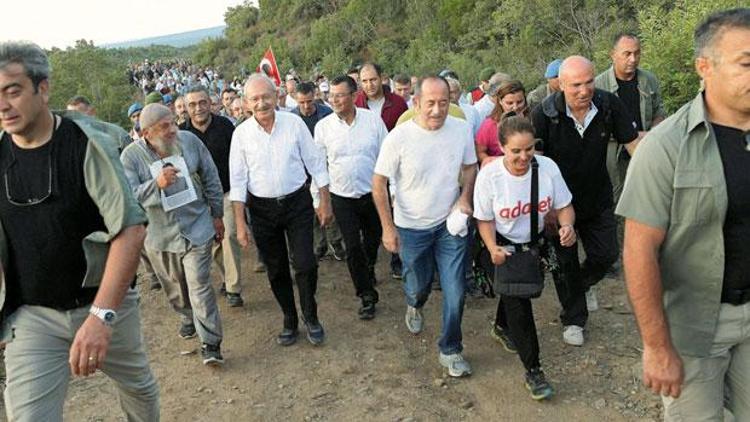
[253,262,266,272]
[525,368,554,400]
[179,322,197,339]
[358,302,376,320]
[563,325,585,346]
[201,343,225,366]
[276,328,298,346]
[405,305,423,334]
[439,352,472,377]
[226,292,244,307]
[585,288,599,312]
[306,322,325,346]
[391,269,403,280]
[491,325,517,353]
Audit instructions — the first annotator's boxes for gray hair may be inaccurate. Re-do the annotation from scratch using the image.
[694,8,750,59]
[244,73,276,94]
[139,103,173,131]
[184,84,209,97]
[0,41,49,90]
[486,72,512,96]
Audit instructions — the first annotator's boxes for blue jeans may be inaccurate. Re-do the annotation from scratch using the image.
[398,222,466,355]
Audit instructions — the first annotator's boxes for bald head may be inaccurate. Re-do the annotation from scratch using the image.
[559,56,596,112]
[559,56,594,81]
[139,103,173,131]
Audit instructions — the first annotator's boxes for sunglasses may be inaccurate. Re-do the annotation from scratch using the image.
[4,148,53,206]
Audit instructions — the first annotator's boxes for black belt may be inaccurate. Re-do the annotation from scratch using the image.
[495,232,545,252]
[721,287,750,306]
[249,184,307,205]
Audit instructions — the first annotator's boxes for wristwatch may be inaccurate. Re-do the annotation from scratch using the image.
[89,305,117,327]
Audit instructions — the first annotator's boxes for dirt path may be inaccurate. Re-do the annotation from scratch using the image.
[3,247,662,421]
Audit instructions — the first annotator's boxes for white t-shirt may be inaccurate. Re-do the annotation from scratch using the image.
[473,155,572,244]
[375,117,477,229]
[367,96,385,118]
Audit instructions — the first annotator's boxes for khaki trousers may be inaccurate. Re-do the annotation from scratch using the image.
[663,302,750,421]
[2,289,160,422]
[212,194,243,294]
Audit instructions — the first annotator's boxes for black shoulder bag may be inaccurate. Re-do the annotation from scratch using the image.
[493,158,545,299]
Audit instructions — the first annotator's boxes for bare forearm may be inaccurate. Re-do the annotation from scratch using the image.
[625,138,641,156]
[372,177,395,232]
[460,164,478,205]
[233,201,247,230]
[556,205,575,227]
[93,224,146,310]
[623,220,672,349]
[477,220,497,249]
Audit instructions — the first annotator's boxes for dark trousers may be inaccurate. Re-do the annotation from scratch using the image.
[331,193,380,304]
[496,295,540,371]
[483,237,588,328]
[248,187,318,330]
[575,205,619,288]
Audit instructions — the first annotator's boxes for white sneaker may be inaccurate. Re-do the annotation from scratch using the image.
[585,288,599,312]
[439,352,472,377]
[405,305,423,334]
[563,325,585,346]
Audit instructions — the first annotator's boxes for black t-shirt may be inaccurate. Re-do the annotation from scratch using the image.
[712,123,750,295]
[0,117,105,314]
[616,76,643,131]
[180,114,234,193]
[531,90,638,221]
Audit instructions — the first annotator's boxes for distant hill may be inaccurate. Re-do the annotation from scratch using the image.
[104,25,225,49]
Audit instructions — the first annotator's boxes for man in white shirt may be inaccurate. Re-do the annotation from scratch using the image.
[373,76,478,377]
[315,75,388,320]
[229,74,333,347]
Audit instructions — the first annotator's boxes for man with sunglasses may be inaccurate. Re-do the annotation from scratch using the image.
[0,41,159,421]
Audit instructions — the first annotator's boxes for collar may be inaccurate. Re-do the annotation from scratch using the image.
[334,108,357,126]
[687,92,710,134]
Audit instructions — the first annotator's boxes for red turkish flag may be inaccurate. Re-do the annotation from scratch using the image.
[256,47,281,87]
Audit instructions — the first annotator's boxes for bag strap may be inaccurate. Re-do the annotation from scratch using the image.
[530,157,539,245]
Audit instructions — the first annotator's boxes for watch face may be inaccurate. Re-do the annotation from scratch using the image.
[104,311,115,322]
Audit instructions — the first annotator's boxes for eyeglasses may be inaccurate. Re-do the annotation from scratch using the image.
[4,147,53,206]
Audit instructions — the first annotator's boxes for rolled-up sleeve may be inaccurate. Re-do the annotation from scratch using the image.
[120,144,161,208]
[85,136,147,237]
[229,127,249,203]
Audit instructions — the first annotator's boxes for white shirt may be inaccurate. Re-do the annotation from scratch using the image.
[314,108,388,198]
[374,117,477,229]
[458,103,481,137]
[566,103,599,137]
[367,96,385,118]
[229,111,329,201]
[473,156,572,244]
[285,94,298,110]
[473,94,495,121]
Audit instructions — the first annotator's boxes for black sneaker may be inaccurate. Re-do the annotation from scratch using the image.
[149,279,162,291]
[358,302,376,320]
[391,269,403,280]
[491,325,517,353]
[305,322,325,346]
[179,322,197,339]
[226,292,244,307]
[201,343,225,366]
[219,282,227,296]
[525,368,554,400]
[276,328,298,346]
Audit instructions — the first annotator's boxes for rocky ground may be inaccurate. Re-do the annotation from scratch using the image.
[1,246,664,421]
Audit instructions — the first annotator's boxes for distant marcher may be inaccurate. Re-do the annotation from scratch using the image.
[526,59,562,112]
[66,95,96,116]
[474,72,512,121]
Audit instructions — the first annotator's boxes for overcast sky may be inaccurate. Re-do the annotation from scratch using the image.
[4,0,250,49]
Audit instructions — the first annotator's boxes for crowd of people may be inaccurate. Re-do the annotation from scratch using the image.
[0,7,748,421]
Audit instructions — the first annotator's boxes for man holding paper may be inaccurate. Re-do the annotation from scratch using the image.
[121,103,227,366]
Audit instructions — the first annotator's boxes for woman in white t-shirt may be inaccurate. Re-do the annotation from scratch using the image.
[474,115,576,401]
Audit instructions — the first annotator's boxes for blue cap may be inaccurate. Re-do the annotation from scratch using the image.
[127,102,143,117]
[544,59,562,79]
[162,94,173,105]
